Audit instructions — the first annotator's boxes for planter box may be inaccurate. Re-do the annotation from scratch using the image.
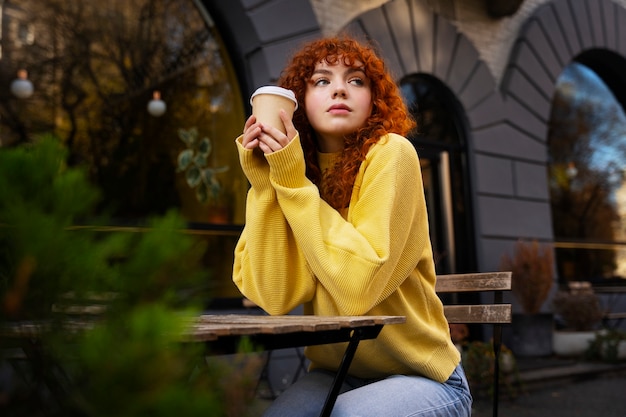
[552,330,596,357]
[505,313,554,357]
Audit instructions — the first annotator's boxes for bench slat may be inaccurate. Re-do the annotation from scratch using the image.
[436,272,512,293]
[443,304,512,324]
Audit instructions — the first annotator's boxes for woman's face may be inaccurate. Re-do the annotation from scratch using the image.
[304,58,373,152]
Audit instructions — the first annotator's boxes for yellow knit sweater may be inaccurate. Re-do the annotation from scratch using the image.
[233,132,460,382]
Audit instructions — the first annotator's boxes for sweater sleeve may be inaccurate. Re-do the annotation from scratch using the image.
[267,134,430,316]
[232,135,316,314]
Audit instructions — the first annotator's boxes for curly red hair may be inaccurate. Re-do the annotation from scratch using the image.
[277,36,416,210]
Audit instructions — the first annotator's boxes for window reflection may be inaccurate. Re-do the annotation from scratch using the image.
[548,62,626,283]
[0,0,247,226]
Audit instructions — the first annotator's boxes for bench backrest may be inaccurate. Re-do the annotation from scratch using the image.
[436,271,512,324]
[436,271,512,417]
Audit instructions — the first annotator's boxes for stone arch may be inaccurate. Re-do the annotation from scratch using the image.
[502,0,626,279]
[200,0,322,101]
[342,0,497,136]
[489,0,626,270]
[503,0,626,148]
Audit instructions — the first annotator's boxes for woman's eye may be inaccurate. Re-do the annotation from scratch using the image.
[313,78,329,86]
[349,77,365,86]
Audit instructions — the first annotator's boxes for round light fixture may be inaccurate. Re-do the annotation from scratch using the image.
[147,90,166,117]
[10,69,34,99]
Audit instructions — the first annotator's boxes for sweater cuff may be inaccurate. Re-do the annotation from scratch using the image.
[235,135,272,191]
[266,134,309,188]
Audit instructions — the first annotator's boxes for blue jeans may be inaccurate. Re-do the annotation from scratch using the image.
[262,364,472,417]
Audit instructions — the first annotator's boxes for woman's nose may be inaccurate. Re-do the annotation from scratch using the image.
[333,86,347,97]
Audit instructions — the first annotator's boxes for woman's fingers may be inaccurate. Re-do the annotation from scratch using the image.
[242,115,262,149]
[256,110,297,153]
[257,128,285,153]
[244,114,256,130]
[280,109,298,142]
[257,140,273,154]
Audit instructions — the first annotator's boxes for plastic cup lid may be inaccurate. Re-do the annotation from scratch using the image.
[250,86,298,110]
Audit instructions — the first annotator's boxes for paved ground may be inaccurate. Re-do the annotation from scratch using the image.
[472,373,626,417]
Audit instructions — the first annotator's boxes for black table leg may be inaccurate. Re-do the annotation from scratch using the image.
[319,329,363,417]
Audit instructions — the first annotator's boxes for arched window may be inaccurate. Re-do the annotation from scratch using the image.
[400,73,475,274]
[1,0,247,227]
[1,0,248,297]
[548,56,626,284]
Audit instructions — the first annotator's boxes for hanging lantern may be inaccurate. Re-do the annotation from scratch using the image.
[10,69,34,99]
[566,162,578,179]
[147,90,166,117]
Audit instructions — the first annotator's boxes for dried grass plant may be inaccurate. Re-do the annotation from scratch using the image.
[500,240,555,314]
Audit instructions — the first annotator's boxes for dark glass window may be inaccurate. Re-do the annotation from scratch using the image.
[400,73,475,274]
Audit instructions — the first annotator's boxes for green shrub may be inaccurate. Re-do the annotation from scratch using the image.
[462,340,522,400]
[1,136,258,416]
[585,329,626,363]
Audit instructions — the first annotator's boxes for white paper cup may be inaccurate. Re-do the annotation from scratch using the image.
[250,86,298,134]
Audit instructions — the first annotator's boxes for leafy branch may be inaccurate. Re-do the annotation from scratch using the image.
[176,127,229,205]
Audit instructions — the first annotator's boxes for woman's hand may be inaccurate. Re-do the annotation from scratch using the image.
[245,110,297,154]
[242,115,262,150]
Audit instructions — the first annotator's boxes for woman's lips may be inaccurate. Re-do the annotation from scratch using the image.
[328,104,351,114]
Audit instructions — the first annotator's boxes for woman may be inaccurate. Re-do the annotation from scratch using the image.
[233,36,472,417]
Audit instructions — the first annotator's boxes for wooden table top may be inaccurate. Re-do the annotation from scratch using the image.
[3,314,406,347]
[182,314,406,342]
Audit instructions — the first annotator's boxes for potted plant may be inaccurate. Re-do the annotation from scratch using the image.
[500,240,555,357]
[461,340,521,400]
[585,329,626,362]
[552,281,604,357]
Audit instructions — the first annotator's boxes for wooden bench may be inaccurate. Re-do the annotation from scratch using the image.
[436,271,512,417]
